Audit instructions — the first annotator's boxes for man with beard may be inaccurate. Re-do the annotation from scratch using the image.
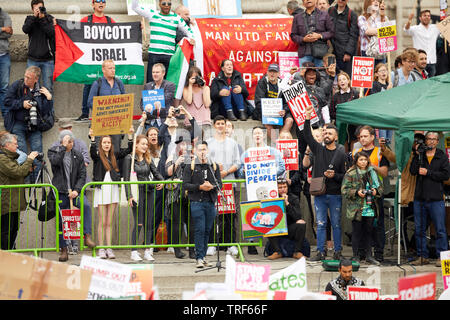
[412,49,429,79]
[304,104,347,261]
[325,259,365,300]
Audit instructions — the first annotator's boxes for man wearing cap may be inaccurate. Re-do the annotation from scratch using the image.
[48,130,96,262]
[253,64,293,139]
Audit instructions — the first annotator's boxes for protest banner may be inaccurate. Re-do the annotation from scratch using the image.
[398,272,436,300]
[184,0,242,17]
[61,200,81,240]
[195,17,298,99]
[235,262,271,299]
[377,21,398,53]
[0,250,92,300]
[240,198,287,239]
[54,20,144,84]
[437,16,450,42]
[261,98,283,126]
[80,256,132,300]
[276,139,299,171]
[351,56,375,89]
[91,93,134,136]
[142,89,165,114]
[216,183,236,214]
[278,51,299,80]
[268,258,307,300]
[441,250,450,290]
[125,264,154,300]
[282,80,319,130]
[347,286,380,300]
[126,0,156,15]
[244,147,279,201]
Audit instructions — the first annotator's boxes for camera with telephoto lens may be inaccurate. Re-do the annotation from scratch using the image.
[414,133,432,154]
[361,189,373,206]
[194,75,205,87]
[35,152,45,162]
[25,88,42,131]
[39,6,47,14]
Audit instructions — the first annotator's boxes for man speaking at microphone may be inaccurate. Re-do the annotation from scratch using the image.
[183,141,222,269]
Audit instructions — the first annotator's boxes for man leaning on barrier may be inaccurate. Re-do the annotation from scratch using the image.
[48,130,95,262]
[0,133,38,250]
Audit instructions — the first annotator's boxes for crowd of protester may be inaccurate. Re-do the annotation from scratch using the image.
[0,0,449,270]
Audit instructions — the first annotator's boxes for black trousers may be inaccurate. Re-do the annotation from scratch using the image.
[1,212,19,250]
[269,223,306,254]
[352,216,375,258]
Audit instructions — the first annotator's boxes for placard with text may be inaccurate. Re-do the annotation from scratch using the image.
[92,93,134,136]
[282,80,319,130]
[377,21,397,53]
[351,56,375,88]
[276,139,299,171]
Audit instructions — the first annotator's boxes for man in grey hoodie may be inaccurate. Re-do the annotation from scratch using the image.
[0,7,12,117]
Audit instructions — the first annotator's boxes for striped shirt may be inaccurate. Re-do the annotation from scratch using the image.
[132,0,193,55]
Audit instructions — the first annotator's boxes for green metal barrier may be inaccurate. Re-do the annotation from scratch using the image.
[0,183,60,256]
[79,179,262,262]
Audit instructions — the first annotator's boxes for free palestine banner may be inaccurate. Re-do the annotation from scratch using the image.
[54,20,144,85]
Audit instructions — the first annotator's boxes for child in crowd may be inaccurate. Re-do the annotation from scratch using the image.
[89,127,134,259]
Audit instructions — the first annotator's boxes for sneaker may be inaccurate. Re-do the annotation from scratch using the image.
[411,257,430,266]
[144,248,155,261]
[206,246,216,256]
[196,259,205,268]
[436,259,442,267]
[106,248,115,259]
[202,259,212,267]
[309,251,325,262]
[333,250,342,260]
[366,256,381,266]
[167,247,175,253]
[131,250,143,261]
[98,248,107,259]
[227,246,239,256]
[268,252,282,260]
[69,245,79,255]
[75,114,89,122]
[189,247,196,259]
[247,245,258,255]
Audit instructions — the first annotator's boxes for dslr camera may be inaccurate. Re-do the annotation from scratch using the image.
[35,152,45,162]
[194,75,205,87]
[414,133,432,154]
[361,189,373,206]
[25,88,42,131]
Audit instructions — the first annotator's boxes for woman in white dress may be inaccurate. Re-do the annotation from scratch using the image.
[89,127,133,259]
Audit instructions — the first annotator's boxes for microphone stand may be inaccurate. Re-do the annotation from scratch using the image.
[196,158,228,273]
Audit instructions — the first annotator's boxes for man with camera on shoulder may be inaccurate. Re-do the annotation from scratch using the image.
[22,0,55,94]
[3,66,53,183]
[410,132,450,266]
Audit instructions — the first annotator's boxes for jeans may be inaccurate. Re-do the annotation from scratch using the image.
[81,84,92,116]
[26,59,54,94]
[58,194,93,248]
[147,53,172,83]
[0,53,11,117]
[413,200,448,258]
[372,197,386,257]
[11,121,42,183]
[336,56,352,77]
[426,64,436,77]
[378,130,393,143]
[352,217,374,258]
[314,194,342,254]
[131,188,155,246]
[299,55,323,67]
[220,86,245,115]
[190,201,217,260]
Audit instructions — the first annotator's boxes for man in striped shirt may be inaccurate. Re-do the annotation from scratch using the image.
[132,0,194,82]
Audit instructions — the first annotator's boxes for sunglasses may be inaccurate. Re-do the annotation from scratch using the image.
[94,0,106,3]
[161,2,172,6]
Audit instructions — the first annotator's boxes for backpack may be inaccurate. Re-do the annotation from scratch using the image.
[87,14,112,24]
[264,237,311,258]
[328,6,353,29]
[95,77,125,96]
[392,69,421,88]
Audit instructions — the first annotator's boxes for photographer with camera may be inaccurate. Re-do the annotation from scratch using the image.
[0,133,38,250]
[3,66,53,183]
[409,131,450,266]
[342,151,383,265]
[22,0,55,94]
[182,66,211,130]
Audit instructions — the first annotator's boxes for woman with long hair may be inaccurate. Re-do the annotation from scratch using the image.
[89,127,133,259]
[341,151,383,265]
[123,134,164,261]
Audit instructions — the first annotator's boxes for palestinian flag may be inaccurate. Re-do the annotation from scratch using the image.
[166,38,194,99]
[54,20,144,85]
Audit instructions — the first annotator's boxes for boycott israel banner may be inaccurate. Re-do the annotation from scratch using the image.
[92,93,134,136]
[53,20,144,85]
[351,56,375,88]
[196,18,298,99]
[276,139,299,171]
[377,21,398,53]
[282,80,319,130]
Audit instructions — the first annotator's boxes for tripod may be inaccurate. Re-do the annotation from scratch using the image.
[195,160,228,273]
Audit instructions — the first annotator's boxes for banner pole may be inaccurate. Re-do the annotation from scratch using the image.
[387,52,392,84]
[142,17,147,43]
[359,87,363,98]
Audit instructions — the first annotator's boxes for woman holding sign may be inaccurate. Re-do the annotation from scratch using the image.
[341,151,383,265]
[123,135,164,262]
[89,127,134,259]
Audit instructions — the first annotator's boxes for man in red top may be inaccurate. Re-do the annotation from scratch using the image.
[76,0,116,121]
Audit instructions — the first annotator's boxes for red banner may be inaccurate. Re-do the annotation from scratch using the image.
[347,286,380,300]
[197,18,298,99]
[276,139,299,171]
[398,272,436,300]
[61,208,81,240]
[351,56,375,89]
[216,183,236,214]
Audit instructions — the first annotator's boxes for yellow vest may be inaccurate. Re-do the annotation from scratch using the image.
[353,146,383,181]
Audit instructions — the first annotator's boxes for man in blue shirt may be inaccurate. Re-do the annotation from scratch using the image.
[391,50,422,87]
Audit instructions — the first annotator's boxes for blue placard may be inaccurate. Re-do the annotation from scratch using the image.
[142,89,165,113]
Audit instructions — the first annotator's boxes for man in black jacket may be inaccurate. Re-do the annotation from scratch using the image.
[210,59,249,121]
[48,130,95,262]
[327,0,359,77]
[267,179,307,260]
[410,132,450,267]
[22,0,55,93]
[182,141,222,268]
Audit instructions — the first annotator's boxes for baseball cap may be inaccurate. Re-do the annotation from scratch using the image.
[268,64,280,72]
